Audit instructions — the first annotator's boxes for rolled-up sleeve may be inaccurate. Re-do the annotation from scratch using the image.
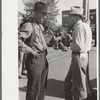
[19,22,33,39]
[18,22,35,54]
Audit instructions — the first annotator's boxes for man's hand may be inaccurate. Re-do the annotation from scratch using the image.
[31,51,40,59]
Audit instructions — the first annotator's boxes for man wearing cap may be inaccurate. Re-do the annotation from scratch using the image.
[18,1,49,100]
[64,6,92,100]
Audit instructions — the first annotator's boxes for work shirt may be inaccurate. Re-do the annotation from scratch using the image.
[18,22,47,53]
[70,20,92,53]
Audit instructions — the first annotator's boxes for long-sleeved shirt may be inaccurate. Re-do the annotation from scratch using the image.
[70,20,92,53]
[18,22,47,54]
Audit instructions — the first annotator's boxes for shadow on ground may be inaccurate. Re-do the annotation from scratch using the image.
[19,78,97,99]
[46,79,65,98]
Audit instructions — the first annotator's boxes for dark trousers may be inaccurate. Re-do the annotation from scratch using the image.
[26,52,49,100]
[64,53,90,100]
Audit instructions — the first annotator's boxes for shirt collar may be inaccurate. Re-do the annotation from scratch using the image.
[74,20,82,29]
[34,22,42,30]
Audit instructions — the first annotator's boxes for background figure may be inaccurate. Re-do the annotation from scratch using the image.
[18,51,24,78]
[18,2,49,100]
[53,30,62,50]
[61,32,72,49]
[21,53,27,75]
[18,22,28,78]
[64,6,93,100]
[48,30,68,51]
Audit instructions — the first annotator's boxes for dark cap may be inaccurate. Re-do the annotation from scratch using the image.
[33,1,50,14]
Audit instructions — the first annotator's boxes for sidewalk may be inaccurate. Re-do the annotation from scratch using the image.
[19,47,97,100]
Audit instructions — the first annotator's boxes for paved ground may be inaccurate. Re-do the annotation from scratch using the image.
[19,47,97,100]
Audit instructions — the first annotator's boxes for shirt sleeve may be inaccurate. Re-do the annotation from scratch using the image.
[18,39,36,54]
[18,22,33,39]
[70,27,85,51]
[18,22,36,54]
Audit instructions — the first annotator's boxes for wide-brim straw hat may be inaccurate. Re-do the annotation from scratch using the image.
[69,6,84,17]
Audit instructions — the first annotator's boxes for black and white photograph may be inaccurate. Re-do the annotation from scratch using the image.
[2,0,98,100]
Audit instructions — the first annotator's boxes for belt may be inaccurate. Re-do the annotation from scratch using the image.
[38,51,45,53]
[72,51,89,55]
[72,52,80,55]
[37,49,47,54]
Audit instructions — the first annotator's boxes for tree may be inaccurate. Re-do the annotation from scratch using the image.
[19,0,60,31]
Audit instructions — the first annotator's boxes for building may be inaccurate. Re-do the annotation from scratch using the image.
[90,9,96,46]
[62,10,70,27]
[90,9,96,28]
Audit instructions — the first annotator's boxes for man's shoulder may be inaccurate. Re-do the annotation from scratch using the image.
[80,21,90,27]
[78,21,90,29]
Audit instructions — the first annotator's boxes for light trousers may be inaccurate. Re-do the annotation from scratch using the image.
[64,53,88,100]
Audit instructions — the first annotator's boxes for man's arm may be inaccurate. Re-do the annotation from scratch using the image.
[18,22,39,57]
[18,22,33,39]
[70,27,85,52]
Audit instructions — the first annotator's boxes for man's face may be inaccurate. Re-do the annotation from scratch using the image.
[35,11,47,24]
[69,14,77,27]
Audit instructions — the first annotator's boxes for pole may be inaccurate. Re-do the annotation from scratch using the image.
[83,0,90,24]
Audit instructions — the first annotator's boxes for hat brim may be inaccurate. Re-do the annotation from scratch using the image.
[27,9,51,14]
[40,11,51,14]
[69,13,85,18]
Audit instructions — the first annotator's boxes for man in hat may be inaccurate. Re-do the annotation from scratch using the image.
[18,1,50,100]
[64,6,92,100]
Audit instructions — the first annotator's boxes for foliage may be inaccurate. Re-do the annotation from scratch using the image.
[19,0,60,31]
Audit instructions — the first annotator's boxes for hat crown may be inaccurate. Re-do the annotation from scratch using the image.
[70,6,84,16]
[34,1,47,13]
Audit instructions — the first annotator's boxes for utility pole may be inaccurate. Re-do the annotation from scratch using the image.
[83,0,90,24]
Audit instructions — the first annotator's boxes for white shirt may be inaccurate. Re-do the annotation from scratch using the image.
[70,20,92,53]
